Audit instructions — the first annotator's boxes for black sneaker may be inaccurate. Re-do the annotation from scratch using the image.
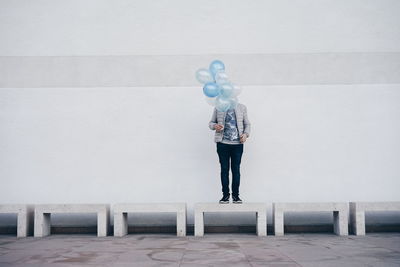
[219,195,230,204]
[232,195,242,204]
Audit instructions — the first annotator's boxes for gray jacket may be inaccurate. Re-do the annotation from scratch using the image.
[208,103,251,143]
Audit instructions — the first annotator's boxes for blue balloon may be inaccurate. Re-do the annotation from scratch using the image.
[209,60,225,77]
[203,82,221,97]
[215,96,231,112]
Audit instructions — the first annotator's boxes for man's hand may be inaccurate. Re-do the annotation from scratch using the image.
[215,124,224,132]
[240,133,248,143]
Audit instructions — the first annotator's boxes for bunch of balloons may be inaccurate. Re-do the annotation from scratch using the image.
[195,60,242,112]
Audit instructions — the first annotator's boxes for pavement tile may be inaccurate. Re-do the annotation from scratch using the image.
[0,233,399,266]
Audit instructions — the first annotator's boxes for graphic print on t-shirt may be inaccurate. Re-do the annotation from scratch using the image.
[223,109,240,142]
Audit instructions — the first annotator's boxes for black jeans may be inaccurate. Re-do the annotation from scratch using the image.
[216,142,244,197]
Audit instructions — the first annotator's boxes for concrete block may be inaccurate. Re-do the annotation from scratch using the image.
[0,204,34,237]
[113,203,186,237]
[273,202,349,236]
[350,201,400,236]
[34,204,110,237]
[194,203,267,237]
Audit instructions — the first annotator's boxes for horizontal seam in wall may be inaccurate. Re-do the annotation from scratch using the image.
[1,51,400,57]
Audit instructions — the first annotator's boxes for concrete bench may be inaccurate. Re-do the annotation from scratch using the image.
[0,204,34,237]
[34,204,110,237]
[113,203,186,237]
[194,203,267,236]
[273,202,349,236]
[350,201,400,236]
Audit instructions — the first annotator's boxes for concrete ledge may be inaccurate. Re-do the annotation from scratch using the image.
[350,201,400,236]
[113,203,186,237]
[273,202,349,236]
[194,203,267,237]
[34,204,110,237]
[0,204,34,237]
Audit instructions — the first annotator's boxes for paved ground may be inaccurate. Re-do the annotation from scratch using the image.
[0,233,399,266]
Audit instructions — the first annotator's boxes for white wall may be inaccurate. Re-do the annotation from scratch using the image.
[1,0,400,55]
[1,0,400,226]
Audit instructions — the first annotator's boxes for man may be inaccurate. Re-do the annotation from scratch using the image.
[209,103,251,204]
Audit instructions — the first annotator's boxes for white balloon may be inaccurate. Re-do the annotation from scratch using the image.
[219,83,234,98]
[215,96,231,112]
[231,84,242,97]
[195,68,214,84]
[205,96,217,106]
[215,71,229,84]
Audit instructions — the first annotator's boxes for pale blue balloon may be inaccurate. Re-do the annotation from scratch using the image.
[209,60,225,77]
[215,96,231,112]
[195,68,214,84]
[219,83,234,98]
[203,82,221,97]
[230,96,239,109]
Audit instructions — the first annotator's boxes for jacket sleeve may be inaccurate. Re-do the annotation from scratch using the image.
[209,108,217,130]
[243,105,251,137]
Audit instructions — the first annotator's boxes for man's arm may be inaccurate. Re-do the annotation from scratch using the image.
[209,108,217,130]
[243,105,251,138]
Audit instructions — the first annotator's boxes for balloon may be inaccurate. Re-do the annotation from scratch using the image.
[203,82,221,97]
[230,96,239,109]
[231,84,242,97]
[215,96,231,112]
[209,60,225,77]
[195,68,214,84]
[215,71,229,84]
[197,60,243,110]
[205,96,217,106]
[219,83,234,98]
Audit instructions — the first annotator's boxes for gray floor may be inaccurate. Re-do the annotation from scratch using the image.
[0,233,399,267]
